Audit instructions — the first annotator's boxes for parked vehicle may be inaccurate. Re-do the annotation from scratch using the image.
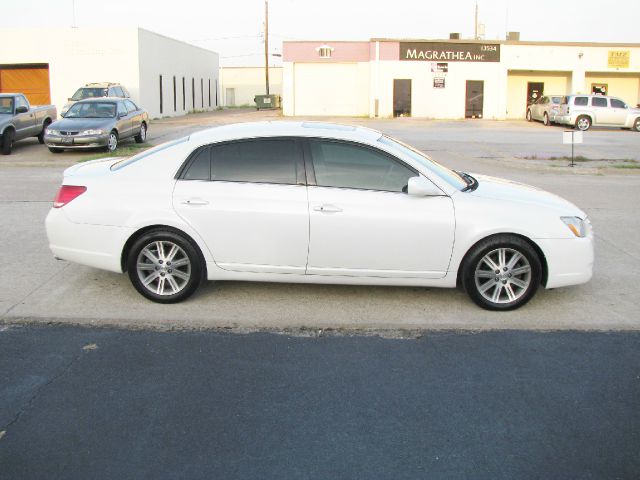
[0,94,57,155]
[61,82,131,116]
[526,95,563,126]
[45,98,148,153]
[555,94,640,131]
[45,122,594,311]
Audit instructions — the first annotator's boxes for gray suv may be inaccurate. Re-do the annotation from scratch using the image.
[555,94,640,131]
[61,82,131,116]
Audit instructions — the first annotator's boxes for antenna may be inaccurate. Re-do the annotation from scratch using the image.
[264,0,269,96]
[474,1,478,40]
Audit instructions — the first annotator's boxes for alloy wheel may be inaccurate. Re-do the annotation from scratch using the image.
[474,248,532,304]
[136,240,192,296]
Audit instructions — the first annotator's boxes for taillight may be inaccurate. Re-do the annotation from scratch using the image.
[53,185,87,208]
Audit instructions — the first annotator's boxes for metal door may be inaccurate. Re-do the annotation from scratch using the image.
[225,88,235,107]
[393,79,411,117]
[465,80,484,118]
[527,82,544,109]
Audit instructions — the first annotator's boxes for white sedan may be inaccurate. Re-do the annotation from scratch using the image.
[45,122,593,310]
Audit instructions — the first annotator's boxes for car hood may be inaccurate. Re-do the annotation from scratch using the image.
[51,117,115,131]
[466,174,586,217]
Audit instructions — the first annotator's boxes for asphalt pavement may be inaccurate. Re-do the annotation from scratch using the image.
[1,325,639,480]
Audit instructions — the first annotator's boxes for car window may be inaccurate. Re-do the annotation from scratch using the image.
[610,99,626,108]
[0,97,13,114]
[113,86,125,97]
[310,140,415,193]
[121,86,130,98]
[15,95,28,110]
[574,97,588,106]
[66,102,116,118]
[551,97,561,104]
[183,148,210,180]
[124,100,138,113]
[117,102,128,116]
[208,139,298,185]
[592,97,608,107]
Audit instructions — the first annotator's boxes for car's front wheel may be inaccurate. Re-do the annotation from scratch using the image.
[1,129,14,155]
[526,109,532,122]
[105,131,118,152]
[127,229,204,303]
[543,113,550,126]
[461,235,542,311]
[633,118,640,132]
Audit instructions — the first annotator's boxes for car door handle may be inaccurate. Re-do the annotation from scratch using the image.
[182,199,209,206]
[314,204,342,213]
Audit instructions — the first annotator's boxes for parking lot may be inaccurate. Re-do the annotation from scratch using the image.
[1,109,640,332]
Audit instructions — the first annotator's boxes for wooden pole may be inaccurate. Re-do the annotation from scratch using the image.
[264,0,270,96]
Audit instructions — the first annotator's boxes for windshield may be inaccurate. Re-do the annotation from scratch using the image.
[65,102,116,118]
[0,97,14,114]
[378,135,467,190]
[71,87,109,101]
[551,97,562,104]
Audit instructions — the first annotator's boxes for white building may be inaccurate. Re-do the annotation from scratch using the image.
[282,38,640,119]
[220,67,282,107]
[0,28,219,118]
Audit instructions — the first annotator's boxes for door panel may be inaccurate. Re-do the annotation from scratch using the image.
[465,81,484,118]
[306,186,455,278]
[393,79,411,117]
[173,181,309,273]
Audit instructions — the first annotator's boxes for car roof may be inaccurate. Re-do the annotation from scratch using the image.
[73,98,120,104]
[82,83,120,88]
[188,121,383,145]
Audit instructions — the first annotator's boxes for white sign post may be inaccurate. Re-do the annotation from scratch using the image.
[563,130,583,167]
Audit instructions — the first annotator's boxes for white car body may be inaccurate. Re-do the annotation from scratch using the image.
[45,121,594,308]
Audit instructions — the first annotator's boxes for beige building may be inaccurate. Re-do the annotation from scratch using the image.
[220,67,282,107]
[0,28,219,118]
[282,39,640,119]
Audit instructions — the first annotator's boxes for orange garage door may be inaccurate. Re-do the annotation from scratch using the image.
[0,65,51,105]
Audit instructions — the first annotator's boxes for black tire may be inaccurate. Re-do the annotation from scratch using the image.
[461,235,542,311]
[127,229,204,303]
[38,119,51,144]
[134,122,147,143]
[543,113,550,126]
[1,129,15,155]
[633,118,640,132]
[575,115,591,131]
[526,109,532,122]
[48,147,63,153]
[105,130,118,152]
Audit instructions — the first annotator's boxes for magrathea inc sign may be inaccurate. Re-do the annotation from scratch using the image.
[400,42,500,62]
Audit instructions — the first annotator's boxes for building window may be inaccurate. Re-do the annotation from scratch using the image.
[215,79,218,106]
[182,77,186,111]
[173,76,177,112]
[201,78,204,108]
[316,45,334,58]
[208,79,211,107]
[192,78,195,110]
[159,75,163,114]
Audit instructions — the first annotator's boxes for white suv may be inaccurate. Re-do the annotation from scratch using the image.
[555,95,640,131]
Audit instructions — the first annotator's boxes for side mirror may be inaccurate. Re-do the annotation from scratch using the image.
[407,176,442,197]
[118,112,127,118]
[15,106,28,114]
[60,112,66,118]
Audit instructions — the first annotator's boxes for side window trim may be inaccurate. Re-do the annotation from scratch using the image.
[305,138,418,193]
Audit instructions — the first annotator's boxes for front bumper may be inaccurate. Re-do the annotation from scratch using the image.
[45,133,109,149]
[537,236,594,289]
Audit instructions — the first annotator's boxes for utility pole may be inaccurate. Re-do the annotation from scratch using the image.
[72,0,77,28]
[264,0,270,96]
[474,1,478,40]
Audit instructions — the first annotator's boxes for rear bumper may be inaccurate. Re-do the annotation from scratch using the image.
[45,208,130,273]
[554,115,574,125]
[537,236,594,288]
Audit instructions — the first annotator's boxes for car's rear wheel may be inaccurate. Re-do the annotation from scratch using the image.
[576,115,591,131]
[633,118,640,132]
[134,122,147,143]
[543,113,550,126]
[1,129,14,155]
[105,131,118,152]
[127,230,204,303]
[462,235,542,311]
[526,109,532,122]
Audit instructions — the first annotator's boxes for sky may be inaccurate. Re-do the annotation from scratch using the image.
[2,0,639,66]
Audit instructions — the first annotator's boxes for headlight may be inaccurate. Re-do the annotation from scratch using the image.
[46,128,59,135]
[80,129,104,135]
[561,216,590,237]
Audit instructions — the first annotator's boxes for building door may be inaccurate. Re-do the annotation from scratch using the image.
[527,82,544,108]
[465,80,484,118]
[393,79,411,117]
[0,64,51,105]
[225,88,235,107]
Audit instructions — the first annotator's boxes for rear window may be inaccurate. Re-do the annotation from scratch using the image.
[574,97,588,106]
[551,97,561,104]
[111,137,189,171]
